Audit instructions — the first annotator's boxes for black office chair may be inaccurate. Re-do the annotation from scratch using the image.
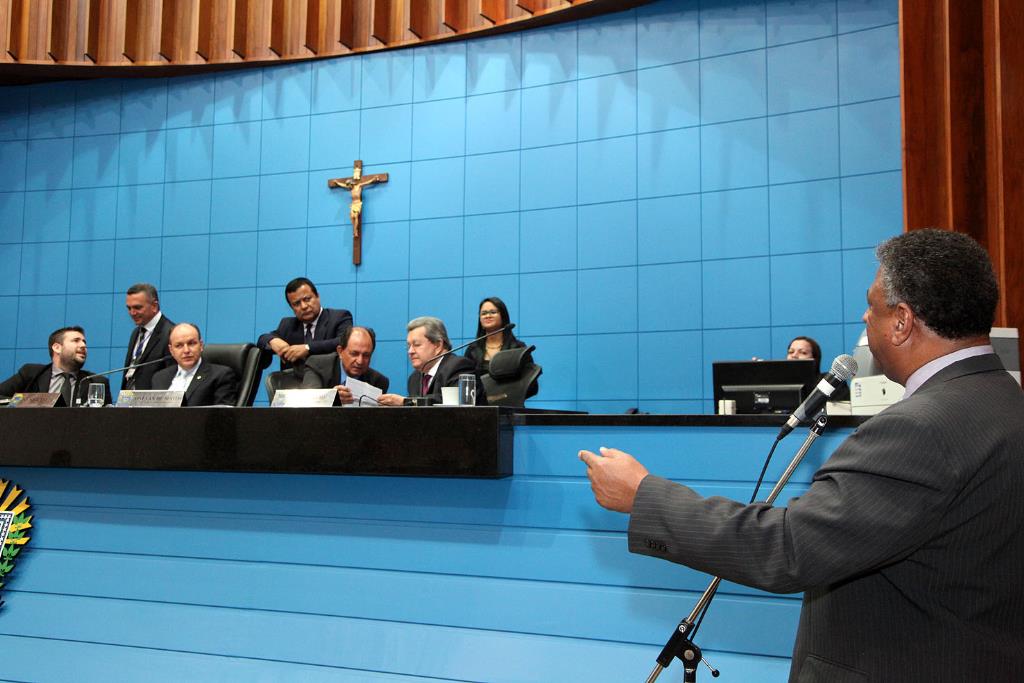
[202,343,270,407]
[481,345,542,407]
[264,354,335,403]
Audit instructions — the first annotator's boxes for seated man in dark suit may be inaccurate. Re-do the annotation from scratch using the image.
[257,277,353,370]
[378,316,487,406]
[310,326,390,405]
[0,326,111,406]
[151,323,238,407]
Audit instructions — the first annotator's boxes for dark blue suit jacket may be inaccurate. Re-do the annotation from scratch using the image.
[151,362,239,407]
[257,308,353,368]
[0,363,112,406]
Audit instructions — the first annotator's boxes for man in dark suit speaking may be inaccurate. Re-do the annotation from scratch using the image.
[580,230,1024,681]
[257,277,353,370]
[0,326,111,406]
[378,316,487,406]
[151,323,238,407]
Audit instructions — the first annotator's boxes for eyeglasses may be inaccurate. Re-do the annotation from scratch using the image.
[480,309,499,316]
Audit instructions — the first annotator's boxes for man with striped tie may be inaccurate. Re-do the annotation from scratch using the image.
[121,283,175,390]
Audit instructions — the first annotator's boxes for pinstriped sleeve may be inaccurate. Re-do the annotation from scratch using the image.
[627,410,960,594]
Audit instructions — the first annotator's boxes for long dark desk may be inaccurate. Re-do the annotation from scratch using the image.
[0,407,515,478]
[0,407,870,478]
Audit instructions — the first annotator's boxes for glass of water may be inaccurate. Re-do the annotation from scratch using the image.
[87,382,106,407]
[458,373,476,406]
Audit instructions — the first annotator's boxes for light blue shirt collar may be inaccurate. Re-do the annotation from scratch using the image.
[901,344,994,399]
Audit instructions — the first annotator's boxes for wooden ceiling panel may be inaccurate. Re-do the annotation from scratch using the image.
[1,0,654,81]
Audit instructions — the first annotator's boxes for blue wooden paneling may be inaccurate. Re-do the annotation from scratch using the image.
[0,422,858,680]
[0,0,901,672]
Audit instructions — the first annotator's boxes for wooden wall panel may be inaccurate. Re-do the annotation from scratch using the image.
[370,0,390,44]
[160,0,201,63]
[271,0,310,57]
[50,0,86,62]
[0,0,11,63]
[198,0,236,61]
[86,0,128,64]
[9,0,52,62]
[338,0,355,49]
[124,0,163,63]
[901,0,1024,366]
[983,0,1024,343]
[233,0,272,60]
[480,0,506,24]
[442,0,467,32]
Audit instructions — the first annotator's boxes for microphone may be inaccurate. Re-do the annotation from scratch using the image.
[80,356,170,382]
[777,354,858,440]
[73,357,171,406]
[421,323,515,368]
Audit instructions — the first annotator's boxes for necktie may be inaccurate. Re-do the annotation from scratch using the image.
[58,372,73,406]
[132,326,146,360]
[421,373,431,396]
[304,323,313,345]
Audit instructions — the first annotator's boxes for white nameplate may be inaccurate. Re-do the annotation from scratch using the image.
[271,388,336,407]
[117,390,185,408]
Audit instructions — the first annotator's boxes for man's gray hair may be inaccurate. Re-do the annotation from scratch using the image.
[408,316,451,350]
[126,282,159,302]
[875,229,998,340]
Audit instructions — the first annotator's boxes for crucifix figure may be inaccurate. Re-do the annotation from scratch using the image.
[328,160,389,265]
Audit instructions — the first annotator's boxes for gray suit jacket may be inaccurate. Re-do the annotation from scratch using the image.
[629,354,1024,681]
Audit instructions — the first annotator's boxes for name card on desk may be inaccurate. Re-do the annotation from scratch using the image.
[271,389,336,408]
[117,390,185,408]
[9,393,63,408]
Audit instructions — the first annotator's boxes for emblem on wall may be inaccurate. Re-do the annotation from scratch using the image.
[0,480,33,608]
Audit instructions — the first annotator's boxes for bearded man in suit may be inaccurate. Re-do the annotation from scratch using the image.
[580,229,1024,681]
[0,326,111,406]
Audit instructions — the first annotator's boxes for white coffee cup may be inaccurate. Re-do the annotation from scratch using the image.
[441,386,460,406]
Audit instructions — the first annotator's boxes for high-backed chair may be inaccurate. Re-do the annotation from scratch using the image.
[264,354,335,403]
[481,345,542,407]
[202,343,270,407]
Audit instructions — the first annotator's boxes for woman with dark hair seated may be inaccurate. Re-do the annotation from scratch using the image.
[466,297,538,398]
[787,335,850,401]
[786,335,822,373]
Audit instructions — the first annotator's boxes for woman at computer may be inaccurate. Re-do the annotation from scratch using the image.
[786,336,822,373]
[787,335,851,400]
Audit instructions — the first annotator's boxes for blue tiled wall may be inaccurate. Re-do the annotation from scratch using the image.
[0,0,901,410]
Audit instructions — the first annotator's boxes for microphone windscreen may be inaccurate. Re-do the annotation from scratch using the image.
[830,354,858,382]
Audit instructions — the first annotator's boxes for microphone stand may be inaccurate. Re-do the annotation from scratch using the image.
[405,324,514,405]
[420,323,514,369]
[646,412,830,683]
[74,357,169,406]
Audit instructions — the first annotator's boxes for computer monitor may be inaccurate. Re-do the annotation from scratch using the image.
[713,359,820,414]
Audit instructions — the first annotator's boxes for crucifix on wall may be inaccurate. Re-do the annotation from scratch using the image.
[327,160,389,265]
